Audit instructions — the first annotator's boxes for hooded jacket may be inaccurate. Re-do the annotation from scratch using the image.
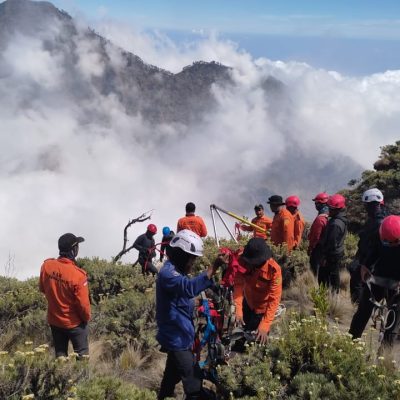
[321,210,348,258]
[156,261,213,351]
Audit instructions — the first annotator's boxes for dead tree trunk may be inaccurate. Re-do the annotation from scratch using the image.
[113,211,153,263]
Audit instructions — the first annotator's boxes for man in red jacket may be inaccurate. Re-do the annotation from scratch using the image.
[308,193,329,276]
[39,233,91,358]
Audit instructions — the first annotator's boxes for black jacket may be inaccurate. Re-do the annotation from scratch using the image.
[160,232,174,262]
[356,207,386,265]
[365,245,400,281]
[133,233,155,262]
[321,210,348,258]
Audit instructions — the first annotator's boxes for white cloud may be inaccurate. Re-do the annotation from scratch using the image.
[1,19,400,278]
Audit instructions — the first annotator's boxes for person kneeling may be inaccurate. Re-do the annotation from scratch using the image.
[234,238,282,345]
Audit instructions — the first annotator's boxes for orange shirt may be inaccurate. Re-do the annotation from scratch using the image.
[39,258,91,329]
[293,210,305,248]
[177,214,207,237]
[270,208,295,251]
[242,215,272,239]
[234,258,282,333]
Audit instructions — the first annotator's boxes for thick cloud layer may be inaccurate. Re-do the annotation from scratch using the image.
[1,17,400,278]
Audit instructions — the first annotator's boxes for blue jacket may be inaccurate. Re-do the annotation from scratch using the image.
[156,260,213,351]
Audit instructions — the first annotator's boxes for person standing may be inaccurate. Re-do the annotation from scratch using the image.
[156,230,226,400]
[133,224,158,276]
[160,226,175,263]
[39,233,90,358]
[177,202,207,237]
[308,192,330,276]
[267,195,295,251]
[349,188,386,304]
[239,204,272,239]
[285,196,305,248]
[319,194,348,292]
[349,215,400,342]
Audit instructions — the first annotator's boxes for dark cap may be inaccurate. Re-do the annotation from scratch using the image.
[58,233,85,252]
[241,238,272,267]
[254,204,264,211]
[267,195,285,205]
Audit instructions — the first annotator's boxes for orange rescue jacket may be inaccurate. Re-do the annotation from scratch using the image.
[39,257,91,329]
[241,215,272,239]
[234,258,282,333]
[177,214,207,237]
[270,208,295,251]
[293,210,305,248]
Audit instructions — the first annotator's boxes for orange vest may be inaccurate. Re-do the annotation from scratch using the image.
[177,214,207,237]
[270,208,295,251]
[234,258,282,333]
[39,258,91,329]
[293,210,305,248]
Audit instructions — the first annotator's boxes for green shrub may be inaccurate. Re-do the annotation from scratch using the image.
[76,376,156,400]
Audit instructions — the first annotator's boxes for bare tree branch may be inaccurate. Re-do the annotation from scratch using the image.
[113,210,154,263]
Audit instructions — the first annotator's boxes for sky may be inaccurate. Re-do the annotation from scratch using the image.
[49,0,400,75]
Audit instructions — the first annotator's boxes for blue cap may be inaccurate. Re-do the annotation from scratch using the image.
[162,226,171,236]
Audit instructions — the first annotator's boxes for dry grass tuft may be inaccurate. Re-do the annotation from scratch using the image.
[118,343,149,371]
[282,269,316,314]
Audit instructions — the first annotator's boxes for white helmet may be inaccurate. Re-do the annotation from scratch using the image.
[169,229,203,256]
[362,188,384,203]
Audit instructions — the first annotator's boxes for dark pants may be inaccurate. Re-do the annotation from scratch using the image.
[139,259,158,276]
[349,283,399,342]
[310,247,323,277]
[318,255,342,293]
[349,261,363,304]
[50,322,89,358]
[158,349,203,400]
[243,298,264,331]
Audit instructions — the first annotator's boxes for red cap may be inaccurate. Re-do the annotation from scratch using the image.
[327,194,346,209]
[379,215,400,244]
[285,195,300,208]
[147,224,157,234]
[312,192,329,203]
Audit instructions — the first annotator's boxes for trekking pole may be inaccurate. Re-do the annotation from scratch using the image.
[210,205,220,247]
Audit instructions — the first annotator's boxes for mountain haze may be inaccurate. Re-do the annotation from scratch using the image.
[4,0,395,278]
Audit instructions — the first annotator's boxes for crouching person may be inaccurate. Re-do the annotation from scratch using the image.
[39,233,90,358]
[234,238,282,345]
[156,229,226,400]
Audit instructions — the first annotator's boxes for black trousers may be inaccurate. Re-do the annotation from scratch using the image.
[139,259,158,276]
[318,255,342,292]
[349,262,363,304]
[158,349,203,400]
[349,283,399,341]
[243,298,264,331]
[50,322,89,358]
[309,247,323,277]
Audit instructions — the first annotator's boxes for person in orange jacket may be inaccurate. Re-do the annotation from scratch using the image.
[267,195,295,251]
[239,204,272,240]
[39,233,91,358]
[177,202,207,237]
[234,238,282,344]
[285,196,305,248]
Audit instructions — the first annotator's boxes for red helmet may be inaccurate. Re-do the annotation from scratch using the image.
[327,194,346,209]
[312,192,329,204]
[147,224,157,234]
[285,195,300,208]
[379,216,400,245]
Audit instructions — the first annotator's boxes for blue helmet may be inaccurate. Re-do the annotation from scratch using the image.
[162,226,171,236]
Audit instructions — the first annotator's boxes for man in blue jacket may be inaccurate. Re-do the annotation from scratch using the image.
[156,229,226,400]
